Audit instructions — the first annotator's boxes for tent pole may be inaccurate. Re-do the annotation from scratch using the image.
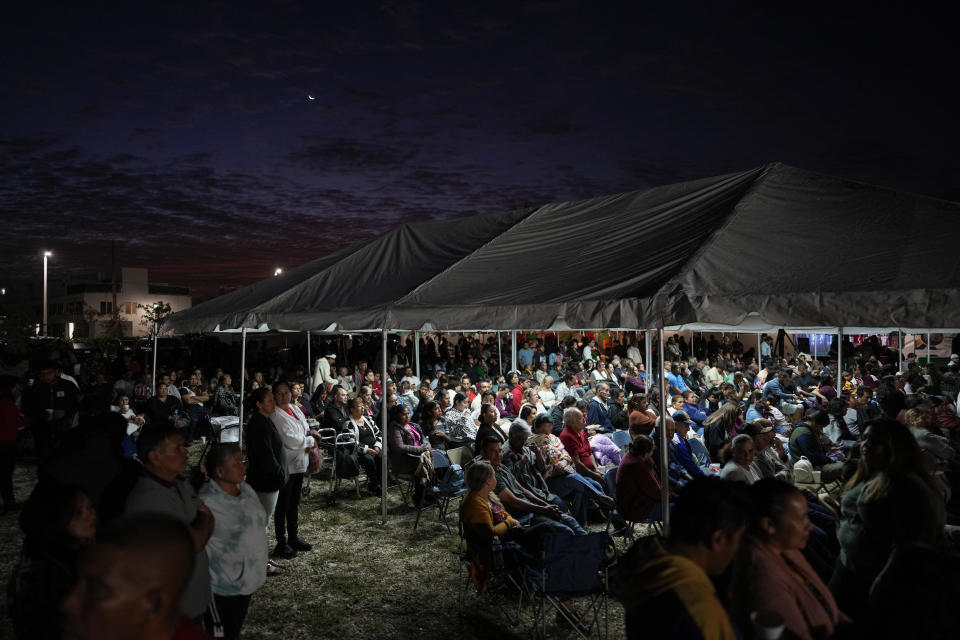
[511,330,518,373]
[305,331,311,390]
[380,328,389,524]
[898,330,903,371]
[658,328,670,536]
[414,331,421,379]
[838,328,844,374]
[151,320,158,392]
[927,332,931,365]
[813,333,817,361]
[645,330,652,389]
[497,331,503,376]
[757,333,762,364]
[239,328,248,450]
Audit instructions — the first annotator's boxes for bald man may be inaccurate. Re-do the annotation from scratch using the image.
[60,514,201,640]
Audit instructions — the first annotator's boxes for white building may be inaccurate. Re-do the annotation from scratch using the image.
[48,267,191,338]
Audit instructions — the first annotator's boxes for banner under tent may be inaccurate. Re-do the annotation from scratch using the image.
[160,161,960,531]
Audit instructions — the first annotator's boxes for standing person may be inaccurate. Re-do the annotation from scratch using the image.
[270,381,320,559]
[0,375,26,514]
[59,514,203,640]
[243,387,288,527]
[20,360,78,463]
[8,481,96,640]
[124,425,214,621]
[200,444,268,640]
[312,354,338,394]
[830,418,946,622]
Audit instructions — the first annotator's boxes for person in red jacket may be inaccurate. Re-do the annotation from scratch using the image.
[615,434,666,522]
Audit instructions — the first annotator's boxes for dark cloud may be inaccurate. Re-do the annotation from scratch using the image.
[1,1,958,303]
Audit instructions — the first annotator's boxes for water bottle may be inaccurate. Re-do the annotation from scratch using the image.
[491,536,504,571]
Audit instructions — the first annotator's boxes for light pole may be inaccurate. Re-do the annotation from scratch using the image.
[42,251,52,336]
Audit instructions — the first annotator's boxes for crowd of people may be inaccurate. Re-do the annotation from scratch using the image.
[1,330,960,638]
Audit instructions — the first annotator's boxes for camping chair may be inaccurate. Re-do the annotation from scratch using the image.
[527,532,614,640]
[456,507,529,625]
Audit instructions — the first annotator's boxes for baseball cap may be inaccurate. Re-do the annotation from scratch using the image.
[672,411,691,424]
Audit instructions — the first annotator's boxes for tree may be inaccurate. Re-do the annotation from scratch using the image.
[138,301,173,335]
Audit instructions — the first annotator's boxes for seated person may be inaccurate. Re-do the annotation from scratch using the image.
[558,407,604,483]
[442,392,477,447]
[616,434,668,522]
[501,421,571,516]
[144,380,184,428]
[732,479,846,640]
[526,414,611,526]
[671,411,712,474]
[627,394,658,439]
[473,403,507,453]
[474,436,586,535]
[610,477,750,639]
[719,434,760,484]
[788,409,845,482]
[586,382,615,433]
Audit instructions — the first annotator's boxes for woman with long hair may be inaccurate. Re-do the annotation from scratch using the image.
[702,402,741,460]
[829,418,946,621]
[733,479,846,639]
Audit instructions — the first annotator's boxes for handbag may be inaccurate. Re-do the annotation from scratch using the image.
[793,456,815,483]
[307,446,324,474]
[335,449,360,478]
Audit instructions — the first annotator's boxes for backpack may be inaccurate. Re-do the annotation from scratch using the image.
[436,464,465,494]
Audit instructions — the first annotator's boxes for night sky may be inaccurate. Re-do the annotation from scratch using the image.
[2,2,958,301]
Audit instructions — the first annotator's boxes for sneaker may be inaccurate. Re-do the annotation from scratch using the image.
[289,538,312,552]
[273,542,297,559]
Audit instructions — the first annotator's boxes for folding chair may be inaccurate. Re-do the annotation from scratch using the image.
[528,533,614,640]
[610,429,632,453]
[456,508,529,625]
[445,445,474,467]
[425,449,468,532]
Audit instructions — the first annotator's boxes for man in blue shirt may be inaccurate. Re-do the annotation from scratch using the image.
[517,341,534,370]
[762,370,801,417]
[666,363,687,396]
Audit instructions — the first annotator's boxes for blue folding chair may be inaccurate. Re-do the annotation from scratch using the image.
[528,533,614,639]
[610,429,632,452]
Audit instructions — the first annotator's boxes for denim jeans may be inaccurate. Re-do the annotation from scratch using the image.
[547,473,606,525]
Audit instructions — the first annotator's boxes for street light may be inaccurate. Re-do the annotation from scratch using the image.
[274,268,283,276]
[42,251,52,337]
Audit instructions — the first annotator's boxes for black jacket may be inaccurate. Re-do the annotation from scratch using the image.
[245,412,289,492]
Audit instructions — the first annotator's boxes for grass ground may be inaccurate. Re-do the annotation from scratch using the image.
[1,445,631,640]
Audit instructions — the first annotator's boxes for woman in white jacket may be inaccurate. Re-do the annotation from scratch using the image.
[270,380,321,559]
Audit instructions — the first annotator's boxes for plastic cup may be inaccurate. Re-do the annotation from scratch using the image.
[751,609,785,640]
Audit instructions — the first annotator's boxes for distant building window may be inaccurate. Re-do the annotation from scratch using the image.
[124,302,136,315]
[100,301,113,314]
